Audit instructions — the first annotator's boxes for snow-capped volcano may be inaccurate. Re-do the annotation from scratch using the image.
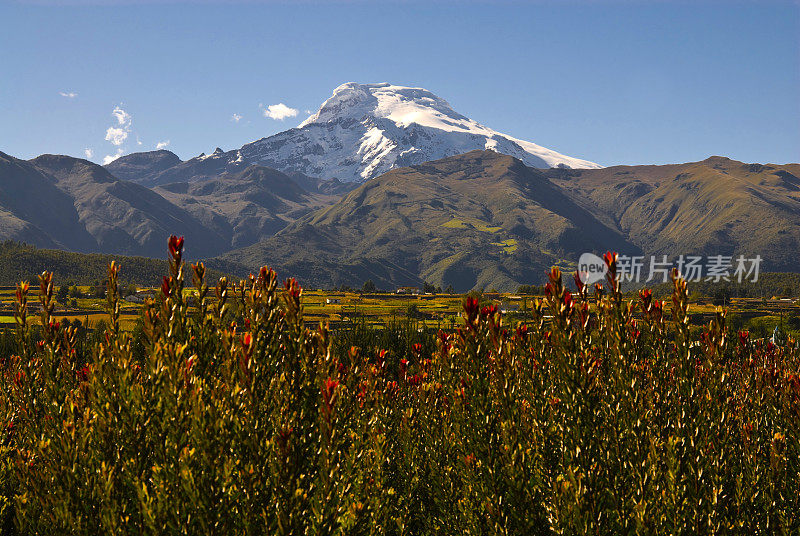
[174,83,601,184]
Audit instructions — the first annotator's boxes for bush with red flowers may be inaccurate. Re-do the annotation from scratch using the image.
[0,240,798,534]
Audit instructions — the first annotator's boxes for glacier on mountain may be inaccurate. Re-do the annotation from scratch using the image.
[189,82,602,183]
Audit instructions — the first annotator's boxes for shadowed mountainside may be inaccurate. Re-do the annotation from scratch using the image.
[154,165,342,249]
[0,152,343,258]
[30,154,229,258]
[222,151,637,290]
[4,148,800,291]
[546,157,800,271]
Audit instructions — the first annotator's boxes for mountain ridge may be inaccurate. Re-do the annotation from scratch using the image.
[108,82,601,186]
[221,150,633,290]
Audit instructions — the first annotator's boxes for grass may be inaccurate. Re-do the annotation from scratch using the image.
[490,238,518,254]
[442,218,468,229]
[441,217,502,233]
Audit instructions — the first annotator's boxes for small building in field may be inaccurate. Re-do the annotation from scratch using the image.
[326,298,341,305]
[396,287,420,295]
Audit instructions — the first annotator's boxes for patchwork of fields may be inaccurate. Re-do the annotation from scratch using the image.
[2,284,799,340]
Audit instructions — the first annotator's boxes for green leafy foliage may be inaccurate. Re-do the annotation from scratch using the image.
[0,244,798,534]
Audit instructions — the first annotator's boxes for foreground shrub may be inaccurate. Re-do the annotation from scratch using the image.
[1,239,798,534]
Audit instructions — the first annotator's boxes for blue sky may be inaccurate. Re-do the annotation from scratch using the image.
[1,1,798,166]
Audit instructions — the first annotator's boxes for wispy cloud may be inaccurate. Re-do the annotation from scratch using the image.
[156,140,170,150]
[261,103,298,121]
[84,148,93,159]
[59,91,78,98]
[231,113,243,123]
[111,105,131,128]
[102,148,124,165]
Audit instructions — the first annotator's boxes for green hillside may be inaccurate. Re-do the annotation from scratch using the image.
[0,241,238,286]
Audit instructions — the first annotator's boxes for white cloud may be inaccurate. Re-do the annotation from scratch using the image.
[59,91,77,98]
[102,148,124,165]
[156,140,170,150]
[261,103,298,121]
[84,148,93,159]
[105,126,128,146]
[104,105,133,147]
[112,106,131,127]
[231,113,243,123]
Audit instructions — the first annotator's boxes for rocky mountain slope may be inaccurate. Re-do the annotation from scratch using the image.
[546,157,800,272]
[222,151,633,290]
[0,152,97,251]
[4,145,800,290]
[104,149,182,182]
[0,152,340,258]
[28,154,228,258]
[222,151,800,290]
[154,165,341,249]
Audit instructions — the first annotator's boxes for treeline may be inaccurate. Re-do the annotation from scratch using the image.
[647,272,800,301]
[0,241,232,286]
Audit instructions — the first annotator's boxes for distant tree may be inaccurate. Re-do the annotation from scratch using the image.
[422,282,441,294]
[406,304,421,319]
[713,286,732,306]
[516,284,542,295]
[445,284,455,294]
[56,285,69,304]
[88,282,105,299]
[70,299,78,309]
[362,280,377,293]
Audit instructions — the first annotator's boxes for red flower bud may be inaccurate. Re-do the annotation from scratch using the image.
[464,297,480,323]
[168,235,184,258]
[739,330,750,347]
[322,377,340,410]
[284,278,302,300]
[75,365,89,382]
[573,272,585,293]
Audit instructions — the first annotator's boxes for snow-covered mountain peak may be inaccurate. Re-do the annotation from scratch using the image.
[182,82,602,184]
[299,82,466,130]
